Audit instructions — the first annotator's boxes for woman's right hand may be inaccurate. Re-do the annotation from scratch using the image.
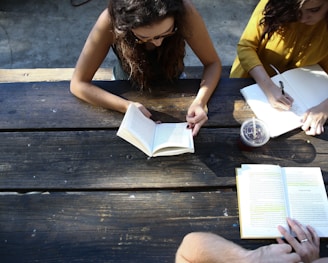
[264,82,294,111]
[249,65,294,111]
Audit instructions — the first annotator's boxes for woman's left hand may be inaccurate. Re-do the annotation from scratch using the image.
[301,100,328,135]
[277,218,320,263]
[186,102,208,136]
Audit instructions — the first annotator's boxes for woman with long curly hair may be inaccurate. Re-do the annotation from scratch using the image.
[70,0,222,136]
[230,0,328,136]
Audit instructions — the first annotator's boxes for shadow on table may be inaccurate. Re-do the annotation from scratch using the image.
[196,129,319,180]
[245,138,317,164]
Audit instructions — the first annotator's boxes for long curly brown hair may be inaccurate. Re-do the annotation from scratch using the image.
[108,0,187,90]
[260,0,328,41]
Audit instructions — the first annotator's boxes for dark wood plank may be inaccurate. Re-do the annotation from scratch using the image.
[0,191,240,263]
[0,192,327,262]
[0,191,285,262]
[0,78,255,130]
[0,128,327,190]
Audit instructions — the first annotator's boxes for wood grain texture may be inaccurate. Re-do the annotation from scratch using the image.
[0,78,327,262]
[0,78,254,130]
[0,129,327,190]
[0,191,268,263]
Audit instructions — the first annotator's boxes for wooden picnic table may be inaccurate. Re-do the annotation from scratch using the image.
[0,76,327,262]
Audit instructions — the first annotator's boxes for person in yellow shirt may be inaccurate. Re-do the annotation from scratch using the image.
[230,0,328,136]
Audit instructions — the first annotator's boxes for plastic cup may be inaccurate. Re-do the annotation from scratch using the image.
[240,118,270,148]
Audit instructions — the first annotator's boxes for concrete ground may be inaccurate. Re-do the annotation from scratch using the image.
[0,0,258,69]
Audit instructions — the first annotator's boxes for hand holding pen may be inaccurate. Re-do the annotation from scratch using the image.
[269,65,293,109]
[274,79,295,110]
[262,80,294,111]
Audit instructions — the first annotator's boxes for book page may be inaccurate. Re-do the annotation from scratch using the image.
[152,122,194,157]
[283,167,328,237]
[117,104,156,156]
[271,74,306,116]
[240,80,305,137]
[240,64,328,137]
[237,165,289,238]
[282,65,328,109]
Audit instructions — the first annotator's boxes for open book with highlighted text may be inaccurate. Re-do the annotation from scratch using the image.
[236,164,328,239]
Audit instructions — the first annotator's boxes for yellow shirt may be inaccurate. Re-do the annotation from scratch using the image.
[230,0,328,78]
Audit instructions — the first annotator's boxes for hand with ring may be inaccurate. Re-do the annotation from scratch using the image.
[277,217,320,263]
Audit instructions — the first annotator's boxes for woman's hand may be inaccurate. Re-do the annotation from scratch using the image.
[186,102,208,136]
[132,102,152,119]
[265,83,294,111]
[277,218,320,263]
[301,100,328,135]
[249,65,294,110]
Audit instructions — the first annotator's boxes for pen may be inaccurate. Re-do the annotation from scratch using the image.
[279,80,285,95]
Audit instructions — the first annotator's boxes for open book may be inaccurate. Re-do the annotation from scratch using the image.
[240,64,328,137]
[236,164,328,239]
[117,104,194,157]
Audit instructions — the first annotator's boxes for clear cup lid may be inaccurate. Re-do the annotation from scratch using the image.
[240,118,270,147]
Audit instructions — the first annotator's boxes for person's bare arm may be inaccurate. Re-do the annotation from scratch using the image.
[183,0,222,135]
[70,10,133,114]
[175,232,250,263]
[175,232,301,263]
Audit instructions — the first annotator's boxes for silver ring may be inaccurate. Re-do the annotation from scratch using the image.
[301,238,308,243]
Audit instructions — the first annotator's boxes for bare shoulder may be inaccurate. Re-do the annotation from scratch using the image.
[181,0,220,65]
[96,9,112,31]
[90,9,115,44]
[182,0,205,30]
[183,0,199,16]
[182,0,206,33]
